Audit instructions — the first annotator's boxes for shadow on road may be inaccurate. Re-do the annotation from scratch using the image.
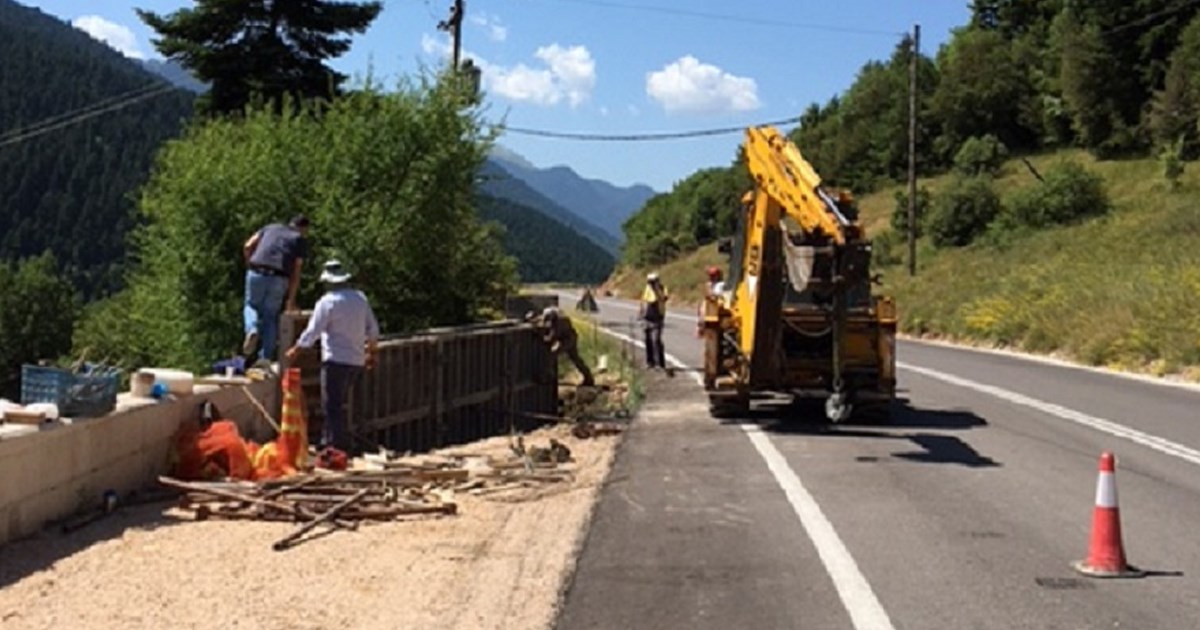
[717,397,1001,469]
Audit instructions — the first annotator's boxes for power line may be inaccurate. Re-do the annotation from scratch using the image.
[0,82,167,143]
[495,115,802,141]
[0,84,179,149]
[531,0,905,37]
[1103,0,1200,35]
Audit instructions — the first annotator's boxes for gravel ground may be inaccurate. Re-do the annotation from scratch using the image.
[0,424,621,630]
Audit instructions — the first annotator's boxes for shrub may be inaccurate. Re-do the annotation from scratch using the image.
[953,134,1009,176]
[890,185,931,238]
[927,176,1002,247]
[1006,162,1111,227]
[1160,135,1186,191]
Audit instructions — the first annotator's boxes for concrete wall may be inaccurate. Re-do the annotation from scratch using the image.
[0,380,277,547]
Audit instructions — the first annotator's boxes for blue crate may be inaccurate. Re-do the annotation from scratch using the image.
[20,365,120,418]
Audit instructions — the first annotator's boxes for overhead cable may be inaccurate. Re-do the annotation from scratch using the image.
[0,83,178,149]
[534,0,905,37]
[496,115,802,141]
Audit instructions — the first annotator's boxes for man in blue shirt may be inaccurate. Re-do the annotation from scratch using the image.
[284,260,380,454]
[242,215,310,364]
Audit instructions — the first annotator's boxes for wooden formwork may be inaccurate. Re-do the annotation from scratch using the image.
[279,314,556,454]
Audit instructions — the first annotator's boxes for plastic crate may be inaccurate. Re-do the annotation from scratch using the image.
[20,365,120,418]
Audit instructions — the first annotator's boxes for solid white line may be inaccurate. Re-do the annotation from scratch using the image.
[899,362,1200,467]
[595,324,897,630]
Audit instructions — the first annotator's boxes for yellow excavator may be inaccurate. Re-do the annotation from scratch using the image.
[701,126,897,422]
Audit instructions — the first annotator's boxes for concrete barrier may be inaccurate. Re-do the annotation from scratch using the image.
[0,380,277,547]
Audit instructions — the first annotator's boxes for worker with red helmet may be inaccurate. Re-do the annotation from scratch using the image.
[705,266,725,297]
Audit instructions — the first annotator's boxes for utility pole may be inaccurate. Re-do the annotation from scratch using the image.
[438,0,465,69]
[907,23,920,277]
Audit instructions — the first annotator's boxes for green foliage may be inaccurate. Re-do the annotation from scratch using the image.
[890,185,931,237]
[620,162,751,267]
[476,195,615,284]
[74,74,516,371]
[932,28,1040,155]
[928,176,1002,247]
[0,0,194,299]
[1160,136,1186,191]
[1005,162,1111,228]
[1053,8,1139,157]
[138,0,383,117]
[0,253,78,399]
[954,135,1010,175]
[1147,14,1200,157]
[793,39,941,192]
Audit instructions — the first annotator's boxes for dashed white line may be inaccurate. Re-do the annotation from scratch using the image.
[595,324,897,630]
[899,362,1200,467]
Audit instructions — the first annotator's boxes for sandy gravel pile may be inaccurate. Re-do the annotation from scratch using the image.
[0,424,621,630]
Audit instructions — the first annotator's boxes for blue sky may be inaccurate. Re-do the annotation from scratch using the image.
[26,0,970,192]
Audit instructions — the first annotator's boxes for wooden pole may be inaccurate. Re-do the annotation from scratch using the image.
[907,23,920,277]
[273,488,369,551]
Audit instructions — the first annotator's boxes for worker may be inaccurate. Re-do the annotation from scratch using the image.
[697,266,725,337]
[639,271,669,369]
[534,306,595,387]
[242,215,311,365]
[284,260,380,455]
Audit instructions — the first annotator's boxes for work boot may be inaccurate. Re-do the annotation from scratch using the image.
[242,331,259,356]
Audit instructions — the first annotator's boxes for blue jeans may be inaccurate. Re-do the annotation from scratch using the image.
[321,361,362,452]
[243,270,288,362]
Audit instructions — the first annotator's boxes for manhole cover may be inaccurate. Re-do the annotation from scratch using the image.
[1035,577,1095,590]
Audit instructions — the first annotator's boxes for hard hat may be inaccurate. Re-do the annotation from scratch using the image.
[542,306,559,319]
[706,266,721,278]
[647,271,659,281]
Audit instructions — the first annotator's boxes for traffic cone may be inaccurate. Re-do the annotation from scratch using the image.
[1072,451,1145,578]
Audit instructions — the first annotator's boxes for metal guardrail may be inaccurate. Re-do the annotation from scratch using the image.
[279,314,556,453]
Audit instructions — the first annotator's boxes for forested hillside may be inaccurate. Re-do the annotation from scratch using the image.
[0,0,195,297]
[617,0,1200,268]
[477,195,614,284]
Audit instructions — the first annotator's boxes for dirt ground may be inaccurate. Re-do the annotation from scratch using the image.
[0,424,622,630]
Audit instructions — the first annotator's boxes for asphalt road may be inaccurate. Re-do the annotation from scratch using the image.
[555,294,1200,630]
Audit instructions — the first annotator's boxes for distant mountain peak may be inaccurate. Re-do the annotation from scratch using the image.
[489,144,536,170]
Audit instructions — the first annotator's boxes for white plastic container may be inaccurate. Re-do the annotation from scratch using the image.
[141,368,195,397]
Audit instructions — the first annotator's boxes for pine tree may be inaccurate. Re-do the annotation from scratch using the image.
[137,0,383,116]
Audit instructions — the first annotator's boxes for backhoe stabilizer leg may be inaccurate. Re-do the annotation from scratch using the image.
[825,390,853,423]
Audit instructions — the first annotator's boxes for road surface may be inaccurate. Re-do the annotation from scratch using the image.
[555,293,1200,630]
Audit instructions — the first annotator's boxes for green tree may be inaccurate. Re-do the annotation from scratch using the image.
[1147,14,1200,156]
[1160,135,1186,191]
[891,185,932,237]
[932,28,1040,155]
[927,176,1002,247]
[954,134,1010,175]
[1053,7,1137,156]
[138,0,383,116]
[75,73,515,371]
[0,253,78,398]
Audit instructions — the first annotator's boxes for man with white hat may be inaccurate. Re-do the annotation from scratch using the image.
[535,306,594,387]
[285,260,380,454]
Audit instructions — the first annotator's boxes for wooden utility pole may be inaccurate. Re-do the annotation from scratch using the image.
[907,23,920,277]
[438,0,466,68]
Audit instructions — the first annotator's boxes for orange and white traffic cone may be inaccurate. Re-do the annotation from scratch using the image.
[1073,451,1144,578]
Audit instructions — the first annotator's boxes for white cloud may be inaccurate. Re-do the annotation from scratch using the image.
[469,13,508,43]
[646,56,760,115]
[421,34,596,108]
[72,15,146,60]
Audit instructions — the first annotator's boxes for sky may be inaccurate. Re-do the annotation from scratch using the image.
[24,0,971,192]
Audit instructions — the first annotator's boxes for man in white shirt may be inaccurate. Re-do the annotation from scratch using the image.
[285,260,380,454]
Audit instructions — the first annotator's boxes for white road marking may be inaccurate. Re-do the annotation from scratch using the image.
[595,324,897,630]
[900,362,1200,467]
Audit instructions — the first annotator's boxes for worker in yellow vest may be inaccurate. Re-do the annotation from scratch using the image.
[639,272,669,369]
